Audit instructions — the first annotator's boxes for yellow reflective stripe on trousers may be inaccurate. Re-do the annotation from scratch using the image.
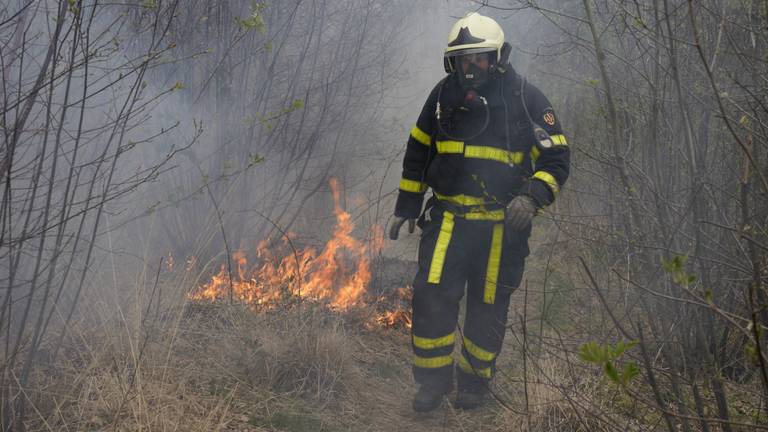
[464,146,523,164]
[550,134,568,146]
[436,140,464,153]
[399,178,427,193]
[427,212,455,284]
[463,337,497,362]
[413,354,453,369]
[484,223,504,304]
[411,126,431,146]
[413,332,455,350]
[458,355,492,378]
[533,171,560,196]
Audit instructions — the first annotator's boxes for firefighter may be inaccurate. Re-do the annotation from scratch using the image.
[388,12,570,412]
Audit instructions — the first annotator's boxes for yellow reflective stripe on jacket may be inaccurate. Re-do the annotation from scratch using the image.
[533,171,559,196]
[436,141,523,165]
[413,333,455,350]
[414,354,453,369]
[427,212,455,284]
[550,134,568,146]
[463,337,497,362]
[436,140,464,153]
[458,355,492,378]
[399,178,427,193]
[531,146,540,162]
[465,146,523,164]
[411,126,431,146]
[434,192,487,207]
[484,223,504,304]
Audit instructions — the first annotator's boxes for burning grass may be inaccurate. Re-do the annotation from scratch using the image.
[188,177,411,330]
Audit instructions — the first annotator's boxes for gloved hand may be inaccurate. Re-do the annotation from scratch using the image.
[388,216,416,240]
[505,195,537,232]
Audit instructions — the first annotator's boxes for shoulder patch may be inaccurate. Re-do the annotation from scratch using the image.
[543,110,556,126]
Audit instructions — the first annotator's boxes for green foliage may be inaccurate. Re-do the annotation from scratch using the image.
[661,255,697,286]
[739,114,750,127]
[579,340,640,386]
[67,0,80,15]
[745,342,760,365]
[141,0,157,10]
[248,153,265,166]
[235,2,266,33]
[256,99,306,129]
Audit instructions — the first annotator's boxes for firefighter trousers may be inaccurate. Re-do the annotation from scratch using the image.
[411,207,526,393]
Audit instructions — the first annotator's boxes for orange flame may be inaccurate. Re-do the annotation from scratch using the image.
[375,286,412,329]
[189,178,405,319]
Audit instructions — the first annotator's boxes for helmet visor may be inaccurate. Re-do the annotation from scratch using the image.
[444,48,497,76]
[444,47,496,58]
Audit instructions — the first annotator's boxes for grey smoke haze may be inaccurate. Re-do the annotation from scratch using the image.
[0,0,576,327]
[5,1,767,430]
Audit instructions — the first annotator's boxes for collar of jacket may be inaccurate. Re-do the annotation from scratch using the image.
[440,68,524,110]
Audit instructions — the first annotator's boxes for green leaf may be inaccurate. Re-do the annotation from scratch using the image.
[740,115,750,127]
[578,342,604,363]
[235,2,266,33]
[612,341,628,358]
[621,362,641,385]
[249,153,265,166]
[604,362,620,383]
[704,289,713,304]
[745,343,758,364]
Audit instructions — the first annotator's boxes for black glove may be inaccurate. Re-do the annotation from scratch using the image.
[388,216,415,240]
[505,195,537,232]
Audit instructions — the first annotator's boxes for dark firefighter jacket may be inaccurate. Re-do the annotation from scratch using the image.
[395,69,570,232]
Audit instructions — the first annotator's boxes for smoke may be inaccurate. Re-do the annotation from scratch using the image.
[0,0,572,348]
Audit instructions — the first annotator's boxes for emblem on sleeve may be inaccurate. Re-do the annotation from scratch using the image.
[543,111,556,126]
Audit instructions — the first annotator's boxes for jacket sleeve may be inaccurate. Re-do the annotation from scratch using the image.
[522,83,570,208]
[394,83,441,218]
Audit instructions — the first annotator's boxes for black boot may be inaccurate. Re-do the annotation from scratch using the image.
[412,386,450,412]
[454,390,486,410]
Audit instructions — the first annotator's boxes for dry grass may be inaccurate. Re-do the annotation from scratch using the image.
[13,264,640,432]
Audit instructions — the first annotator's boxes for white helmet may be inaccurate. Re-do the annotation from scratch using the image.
[443,12,506,73]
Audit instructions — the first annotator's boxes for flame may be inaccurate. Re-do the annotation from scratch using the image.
[375,286,412,329]
[188,178,408,324]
